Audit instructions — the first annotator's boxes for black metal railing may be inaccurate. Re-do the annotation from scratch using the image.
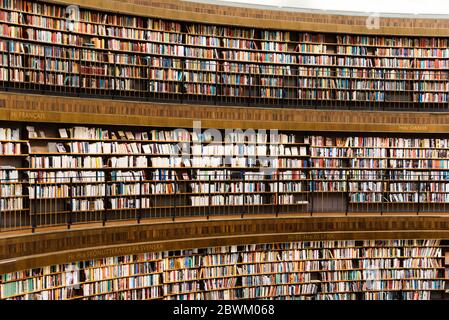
[1,172,449,232]
[2,40,449,111]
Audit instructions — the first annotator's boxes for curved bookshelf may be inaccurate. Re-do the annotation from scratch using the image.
[0,239,447,300]
[1,121,449,232]
[2,1,449,110]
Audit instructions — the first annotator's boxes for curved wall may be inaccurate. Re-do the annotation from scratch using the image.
[2,0,449,270]
[1,216,449,274]
[48,0,449,36]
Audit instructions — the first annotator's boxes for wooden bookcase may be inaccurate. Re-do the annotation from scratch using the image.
[1,0,449,110]
[3,122,449,231]
[0,239,446,300]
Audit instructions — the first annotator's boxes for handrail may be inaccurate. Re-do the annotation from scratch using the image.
[2,172,449,233]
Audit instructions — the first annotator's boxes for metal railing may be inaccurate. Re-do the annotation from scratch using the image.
[1,172,449,232]
[2,40,449,111]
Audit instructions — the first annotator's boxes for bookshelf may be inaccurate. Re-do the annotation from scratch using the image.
[220,26,257,103]
[2,123,309,229]
[184,23,219,101]
[0,126,29,230]
[148,18,183,100]
[2,0,449,109]
[0,239,446,300]
[4,121,449,230]
[307,134,449,214]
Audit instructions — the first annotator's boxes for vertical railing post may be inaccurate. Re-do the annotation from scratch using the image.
[113,53,118,98]
[207,174,211,220]
[6,40,11,87]
[147,56,151,101]
[103,177,107,226]
[282,67,286,108]
[296,66,300,109]
[138,175,143,224]
[417,175,421,215]
[43,47,47,90]
[380,172,385,216]
[172,176,176,222]
[345,171,350,216]
[180,59,184,104]
[275,172,280,217]
[310,171,314,216]
[78,48,82,95]
[31,177,37,233]
[382,70,386,111]
[67,177,72,229]
[241,173,245,218]
[0,179,2,232]
[248,65,252,107]
[315,68,319,109]
[215,61,219,105]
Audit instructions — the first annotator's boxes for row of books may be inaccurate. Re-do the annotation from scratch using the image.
[28,184,106,199]
[2,240,443,300]
[188,182,268,193]
[7,56,449,97]
[0,142,20,155]
[190,194,265,206]
[30,156,104,168]
[0,128,20,141]
[9,24,449,65]
[313,136,449,149]
[43,127,293,144]
[7,51,449,80]
[27,171,106,183]
[0,0,437,55]
[336,36,449,48]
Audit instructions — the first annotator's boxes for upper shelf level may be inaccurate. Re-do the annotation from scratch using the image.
[3,0,449,111]
[191,0,449,17]
[45,0,449,36]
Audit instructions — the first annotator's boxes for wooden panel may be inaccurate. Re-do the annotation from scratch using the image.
[1,216,449,274]
[48,0,449,37]
[1,92,449,133]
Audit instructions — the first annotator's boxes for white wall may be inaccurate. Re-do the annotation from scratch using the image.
[184,0,449,16]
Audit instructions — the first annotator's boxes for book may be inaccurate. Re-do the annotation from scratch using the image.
[58,129,68,138]
[56,143,66,153]
[117,131,126,139]
[0,238,443,300]
[125,131,135,140]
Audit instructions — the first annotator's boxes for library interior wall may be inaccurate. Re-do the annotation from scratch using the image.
[2,92,449,133]
[47,0,449,36]
[2,240,445,300]
[2,216,449,275]
[6,0,449,108]
[2,0,449,298]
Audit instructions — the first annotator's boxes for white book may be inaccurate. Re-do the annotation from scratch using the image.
[56,143,66,153]
[291,147,298,156]
[142,144,152,154]
[102,142,112,154]
[183,158,191,167]
[130,143,139,154]
[59,128,68,138]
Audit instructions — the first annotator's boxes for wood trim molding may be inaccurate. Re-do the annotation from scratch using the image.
[1,216,449,274]
[46,0,449,37]
[1,92,449,133]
